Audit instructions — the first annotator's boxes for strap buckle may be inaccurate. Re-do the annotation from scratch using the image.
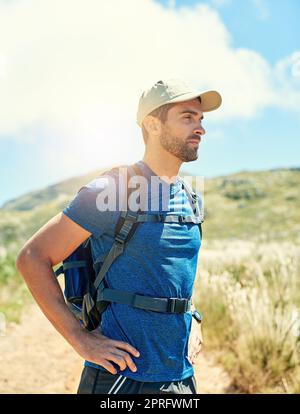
[191,193,198,204]
[115,234,126,244]
[167,298,190,313]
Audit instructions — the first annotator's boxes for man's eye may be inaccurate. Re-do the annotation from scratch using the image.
[184,116,191,119]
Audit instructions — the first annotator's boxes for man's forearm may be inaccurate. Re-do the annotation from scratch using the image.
[16,249,87,350]
[16,249,141,374]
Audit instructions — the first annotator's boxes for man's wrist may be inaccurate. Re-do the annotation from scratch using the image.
[191,309,202,324]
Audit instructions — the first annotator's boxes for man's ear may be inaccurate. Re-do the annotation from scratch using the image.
[143,115,161,137]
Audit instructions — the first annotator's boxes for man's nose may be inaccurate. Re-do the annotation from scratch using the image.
[194,125,206,136]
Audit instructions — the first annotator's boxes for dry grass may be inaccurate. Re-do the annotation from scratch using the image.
[194,240,300,393]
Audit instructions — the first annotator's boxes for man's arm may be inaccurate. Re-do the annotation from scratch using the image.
[16,212,140,374]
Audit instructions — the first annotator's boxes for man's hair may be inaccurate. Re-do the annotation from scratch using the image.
[141,96,201,145]
[141,103,175,145]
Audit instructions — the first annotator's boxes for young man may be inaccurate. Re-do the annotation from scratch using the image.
[16,78,222,394]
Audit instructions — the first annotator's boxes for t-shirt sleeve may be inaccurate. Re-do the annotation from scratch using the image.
[63,175,115,238]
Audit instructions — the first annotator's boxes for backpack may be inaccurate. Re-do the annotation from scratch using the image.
[55,162,204,331]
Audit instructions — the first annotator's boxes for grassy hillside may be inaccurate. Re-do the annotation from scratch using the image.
[1,168,105,212]
[203,168,300,242]
[1,166,299,245]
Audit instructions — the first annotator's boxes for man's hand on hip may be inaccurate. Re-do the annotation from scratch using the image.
[74,329,141,375]
[188,317,204,365]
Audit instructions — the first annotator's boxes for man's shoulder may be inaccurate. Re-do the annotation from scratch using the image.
[82,165,126,193]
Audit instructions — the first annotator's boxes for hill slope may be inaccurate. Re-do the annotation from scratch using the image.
[1,166,299,245]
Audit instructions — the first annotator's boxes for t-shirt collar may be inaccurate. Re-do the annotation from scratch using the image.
[137,160,182,194]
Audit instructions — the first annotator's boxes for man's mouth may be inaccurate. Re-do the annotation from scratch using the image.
[187,138,200,145]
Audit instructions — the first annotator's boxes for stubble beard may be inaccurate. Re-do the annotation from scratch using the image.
[159,127,199,162]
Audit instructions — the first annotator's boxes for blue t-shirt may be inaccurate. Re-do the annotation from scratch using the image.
[63,160,202,382]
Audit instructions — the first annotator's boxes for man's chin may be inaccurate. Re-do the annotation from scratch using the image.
[181,152,199,162]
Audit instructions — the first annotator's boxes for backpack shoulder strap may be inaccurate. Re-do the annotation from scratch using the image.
[177,176,204,239]
[92,163,143,291]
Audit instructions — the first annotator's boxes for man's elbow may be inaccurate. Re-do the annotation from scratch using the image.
[16,246,29,274]
[16,245,39,275]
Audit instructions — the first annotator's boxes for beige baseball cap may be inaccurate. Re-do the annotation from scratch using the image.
[136,78,222,127]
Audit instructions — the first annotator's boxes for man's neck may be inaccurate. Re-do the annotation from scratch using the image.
[142,152,182,184]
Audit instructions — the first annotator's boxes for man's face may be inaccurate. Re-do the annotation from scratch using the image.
[159,98,205,162]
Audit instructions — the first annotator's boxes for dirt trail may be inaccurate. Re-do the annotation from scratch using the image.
[0,303,231,394]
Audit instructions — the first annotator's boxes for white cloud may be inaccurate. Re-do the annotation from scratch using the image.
[0,0,298,170]
[291,52,300,78]
[273,51,300,111]
[0,52,7,78]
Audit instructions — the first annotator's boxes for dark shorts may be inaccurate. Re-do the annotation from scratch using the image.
[77,366,197,394]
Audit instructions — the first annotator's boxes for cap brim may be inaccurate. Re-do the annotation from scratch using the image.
[168,90,222,112]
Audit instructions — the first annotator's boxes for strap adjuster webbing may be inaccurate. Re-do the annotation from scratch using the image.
[98,288,192,314]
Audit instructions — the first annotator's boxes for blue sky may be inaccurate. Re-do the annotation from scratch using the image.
[158,0,300,64]
[0,0,299,207]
